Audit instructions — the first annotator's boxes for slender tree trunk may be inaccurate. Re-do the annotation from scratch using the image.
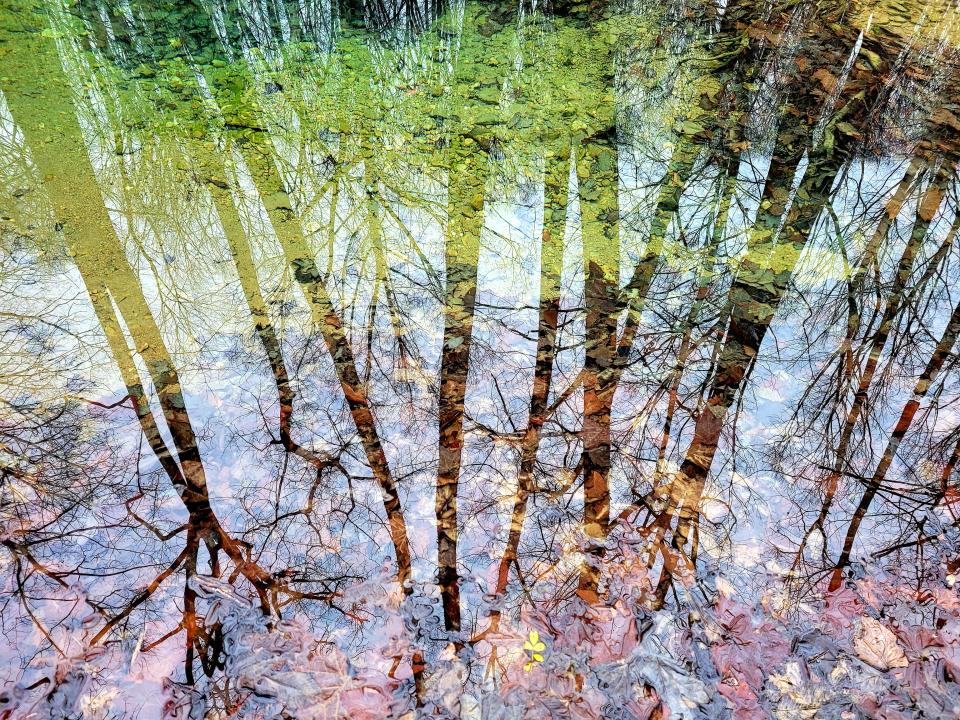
[477,143,569,642]
[0,36,215,517]
[205,173,340,474]
[795,160,954,565]
[653,155,740,488]
[228,138,426,697]
[650,130,846,604]
[436,136,486,634]
[0,34,282,636]
[829,294,960,590]
[577,126,621,598]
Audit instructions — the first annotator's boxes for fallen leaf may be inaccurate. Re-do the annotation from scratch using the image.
[918,187,943,223]
[854,617,908,670]
[812,68,838,92]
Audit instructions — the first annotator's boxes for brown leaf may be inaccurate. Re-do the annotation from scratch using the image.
[918,187,944,223]
[576,586,601,605]
[854,617,909,670]
[582,522,606,538]
[812,68,838,93]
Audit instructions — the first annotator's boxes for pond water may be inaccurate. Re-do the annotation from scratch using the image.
[2,0,960,718]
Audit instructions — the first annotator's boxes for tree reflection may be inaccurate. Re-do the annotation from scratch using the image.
[2,0,960,716]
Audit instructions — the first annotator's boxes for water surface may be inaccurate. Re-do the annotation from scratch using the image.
[2,0,960,717]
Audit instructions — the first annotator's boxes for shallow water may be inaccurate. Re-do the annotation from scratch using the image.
[2,0,960,717]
